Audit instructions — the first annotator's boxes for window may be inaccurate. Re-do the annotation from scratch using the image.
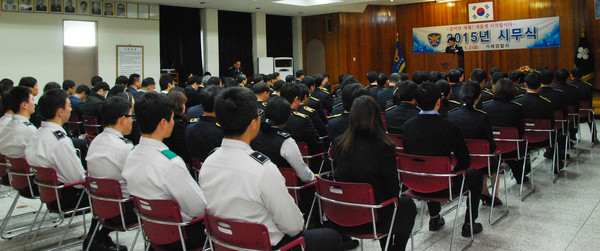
[63,20,96,47]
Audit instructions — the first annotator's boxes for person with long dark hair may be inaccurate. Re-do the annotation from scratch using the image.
[436,79,460,118]
[333,95,417,251]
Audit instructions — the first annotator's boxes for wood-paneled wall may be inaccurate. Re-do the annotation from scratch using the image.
[303,0,598,88]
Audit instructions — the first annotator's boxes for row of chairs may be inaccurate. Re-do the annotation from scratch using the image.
[66,114,104,145]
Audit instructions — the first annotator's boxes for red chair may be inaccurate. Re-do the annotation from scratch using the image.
[66,113,84,137]
[523,119,559,183]
[381,112,387,132]
[278,168,316,205]
[82,115,103,144]
[386,133,404,153]
[396,153,473,251]
[492,127,531,200]
[296,142,329,175]
[204,211,305,251]
[578,100,596,143]
[309,176,399,251]
[190,157,203,181]
[0,154,10,197]
[133,197,203,251]
[464,139,508,225]
[554,111,571,162]
[30,166,89,250]
[0,157,47,239]
[85,177,141,251]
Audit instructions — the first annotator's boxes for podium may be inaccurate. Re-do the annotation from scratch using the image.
[430,53,464,72]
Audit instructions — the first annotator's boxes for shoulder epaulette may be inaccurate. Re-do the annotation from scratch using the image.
[482,89,493,95]
[333,103,342,108]
[334,96,341,100]
[540,96,551,103]
[216,122,221,128]
[250,151,269,165]
[511,101,523,106]
[449,107,460,112]
[474,108,487,114]
[22,121,33,126]
[189,118,199,123]
[583,81,592,86]
[568,83,579,89]
[260,101,267,107]
[327,113,342,119]
[554,88,564,92]
[449,100,461,105]
[385,105,397,112]
[514,94,524,99]
[303,106,315,113]
[53,130,66,140]
[482,99,493,104]
[119,137,133,144]
[320,87,330,94]
[310,96,320,102]
[293,111,308,119]
[160,150,178,160]
[276,130,291,139]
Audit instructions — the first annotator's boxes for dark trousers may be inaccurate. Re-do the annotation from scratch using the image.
[425,169,483,223]
[328,196,417,251]
[274,228,342,251]
[504,141,531,179]
[153,221,206,250]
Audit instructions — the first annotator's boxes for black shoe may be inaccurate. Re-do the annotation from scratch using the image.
[340,236,359,250]
[480,194,503,207]
[461,222,483,237]
[429,215,445,231]
[543,149,554,159]
[515,176,529,185]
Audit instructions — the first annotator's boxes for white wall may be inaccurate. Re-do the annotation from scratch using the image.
[0,11,160,93]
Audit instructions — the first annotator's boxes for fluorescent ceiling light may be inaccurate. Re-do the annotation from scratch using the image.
[274,0,343,7]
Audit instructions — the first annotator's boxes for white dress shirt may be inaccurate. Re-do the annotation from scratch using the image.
[122,137,206,221]
[0,114,37,158]
[280,137,316,183]
[0,113,14,134]
[25,121,86,186]
[86,128,134,197]
[199,138,304,245]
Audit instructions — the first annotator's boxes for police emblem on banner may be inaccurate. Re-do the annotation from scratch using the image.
[428,33,441,47]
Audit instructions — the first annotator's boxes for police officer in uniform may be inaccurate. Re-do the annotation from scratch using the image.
[185,86,224,163]
[377,73,400,112]
[385,81,420,134]
[298,85,327,137]
[227,60,243,78]
[311,74,333,115]
[328,83,367,140]
[569,66,597,142]
[0,87,37,159]
[445,37,464,55]
[123,92,207,250]
[200,87,342,251]
[254,82,270,112]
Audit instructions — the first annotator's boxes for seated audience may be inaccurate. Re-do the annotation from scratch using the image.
[569,66,597,142]
[83,81,109,124]
[436,79,460,118]
[159,74,175,94]
[126,73,141,97]
[0,87,36,158]
[403,82,484,237]
[163,90,191,164]
[122,92,206,250]
[280,83,326,155]
[69,85,89,119]
[333,95,417,251]
[185,86,224,162]
[184,75,202,108]
[297,84,327,137]
[385,81,420,134]
[376,73,398,112]
[328,83,366,140]
[200,86,342,251]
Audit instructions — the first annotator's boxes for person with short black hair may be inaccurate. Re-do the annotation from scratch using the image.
[366,71,379,99]
[280,83,326,156]
[436,79,460,118]
[507,70,527,95]
[69,85,89,120]
[159,74,175,94]
[480,72,506,105]
[311,74,333,114]
[123,92,207,250]
[385,81,420,134]
[25,89,119,250]
[445,37,464,55]
[447,69,462,101]
[62,80,76,95]
[254,82,271,112]
[201,87,342,251]
[91,75,103,87]
[285,75,294,83]
[85,97,137,248]
[569,66,597,142]
[236,73,247,87]
[227,60,243,77]
[18,76,39,97]
[0,87,36,158]
[137,77,156,97]
[108,84,126,98]
[295,69,305,84]
[403,82,484,237]
[328,83,367,140]
[43,82,61,95]
[377,73,401,112]
[185,86,224,162]
[539,69,569,163]
[184,75,203,108]
[553,68,580,142]
[115,75,128,87]
[206,76,222,87]
[297,84,327,137]
[127,73,141,97]
[270,80,285,99]
[83,81,109,124]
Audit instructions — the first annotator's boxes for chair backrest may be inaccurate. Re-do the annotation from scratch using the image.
[204,212,272,251]
[82,115,102,135]
[31,166,61,204]
[579,101,591,117]
[315,176,377,227]
[567,105,576,122]
[386,133,404,150]
[6,157,34,190]
[553,110,565,130]
[0,155,8,181]
[86,176,125,220]
[296,142,309,156]
[396,153,453,194]
[464,139,492,172]
[279,168,299,200]
[491,127,520,155]
[380,112,387,131]
[67,113,83,136]
[192,157,203,171]
[133,197,186,245]
[523,119,552,144]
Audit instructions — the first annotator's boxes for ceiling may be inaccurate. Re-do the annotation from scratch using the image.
[134,0,439,16]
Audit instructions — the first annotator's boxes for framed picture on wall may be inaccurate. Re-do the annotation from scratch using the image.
[2,0,18,11]
[77,0,89,15]
[126,3,137,18]
[63,0,75,13]
[90,0,100,16]
[138,3,148,19]
[19,0,33,12]
[103,0,113,17]
[34,0,47,12]
[596,0,600,20]
[114,1,125,17]
[148,4,158,20]
[49,0,61,13]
